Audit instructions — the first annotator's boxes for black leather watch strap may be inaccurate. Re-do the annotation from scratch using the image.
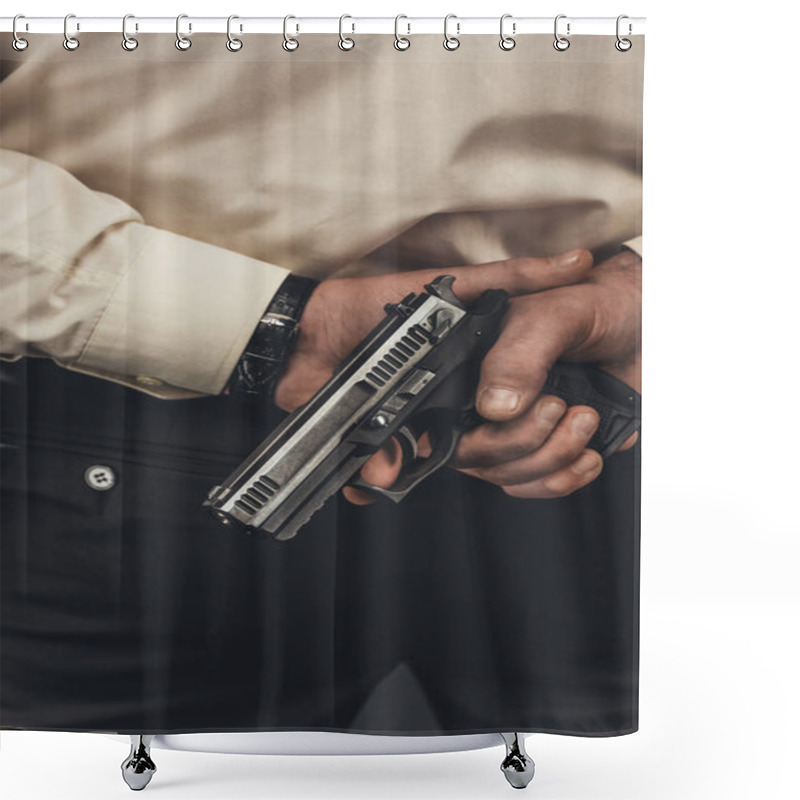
[229,273,319,398]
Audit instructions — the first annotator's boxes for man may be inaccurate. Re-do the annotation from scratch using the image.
[1,32,642,735]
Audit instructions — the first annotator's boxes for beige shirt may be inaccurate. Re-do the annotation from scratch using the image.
[1,34,643,399]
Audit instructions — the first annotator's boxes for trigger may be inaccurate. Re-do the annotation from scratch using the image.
[395,425,418,464]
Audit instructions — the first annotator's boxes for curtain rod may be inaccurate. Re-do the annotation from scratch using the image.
[1,16,645,36]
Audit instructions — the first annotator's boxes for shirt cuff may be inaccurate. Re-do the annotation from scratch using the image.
[74,223,289,397]
[622,236,643,257]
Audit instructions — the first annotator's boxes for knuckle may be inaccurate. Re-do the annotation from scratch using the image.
[453,433,496,469]
[610,249,641,269]
[492,471,519,488]
[513,416,556,457]
[474,466,514,487]
[536,285,591,330]
[509,257,538,282]
[470,466,489,482]
[567,406,600,435]
[540,474,575,497]
[502,483,534,499]
[526,413,563,444]
[498,437,537,463]
[540,444,578,473]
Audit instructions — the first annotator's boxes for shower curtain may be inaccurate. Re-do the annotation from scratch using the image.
[0,29,643,738]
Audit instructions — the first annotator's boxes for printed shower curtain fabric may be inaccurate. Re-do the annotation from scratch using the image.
[0,30,643,736]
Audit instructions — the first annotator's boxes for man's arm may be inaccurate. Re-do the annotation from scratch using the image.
[0,148,289,398]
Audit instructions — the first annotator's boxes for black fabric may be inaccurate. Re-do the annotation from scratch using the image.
[0,357,639,735]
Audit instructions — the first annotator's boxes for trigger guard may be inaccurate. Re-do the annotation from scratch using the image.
[349,417,462,503]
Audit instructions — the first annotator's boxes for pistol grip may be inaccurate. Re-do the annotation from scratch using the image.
[542,362,641,458]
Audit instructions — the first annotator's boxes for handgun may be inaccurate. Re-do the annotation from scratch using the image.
[204,275,641,541]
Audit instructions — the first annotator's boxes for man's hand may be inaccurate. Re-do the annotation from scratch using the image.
[273,247,640,503]
[274,248,594,410]
[451,248,641,499]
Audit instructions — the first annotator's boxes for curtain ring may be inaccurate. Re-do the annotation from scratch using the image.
[226,15,243,51]
[338,14,355,51]
[175,14,192,51]
[12,14,29,51]
[394,14,410,51]
[499,14,516,51]
[122,14,138,51]
[615,15,632,51]
[63,13,79,51]
[553,14,570,51]
[443,14,460,51]
[283,15,299,51]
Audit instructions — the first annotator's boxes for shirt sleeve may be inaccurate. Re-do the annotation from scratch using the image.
[0,149,288,399]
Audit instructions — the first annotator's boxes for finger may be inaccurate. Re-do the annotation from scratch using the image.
[459,405,600,486]
[342,437,404,505]
[453,394,567,468]
[476,290,591,421]
[500,449,604,499]
[416,431,433,458]
[618,431,639,452]
[444,248,593,304]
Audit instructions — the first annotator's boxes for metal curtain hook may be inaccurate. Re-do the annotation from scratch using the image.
[12,14,29,51]
[63,13,79,51]
[443,14,460,51]
[499,14,516,50]
[616,14,632,51]
[122,14,138,51]
[339,14,355,51]
[283,15,299,51]
[227,15,243,51]
[553,14,570,51]
[176,13,192,50]
[394,14,410,51]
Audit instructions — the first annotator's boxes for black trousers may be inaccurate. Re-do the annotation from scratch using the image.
[1,358,639,735]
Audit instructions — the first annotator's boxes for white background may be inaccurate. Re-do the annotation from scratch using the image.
[2,1,799,798]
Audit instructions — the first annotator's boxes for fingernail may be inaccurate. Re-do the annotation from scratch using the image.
[537,398,565,426]
[552,248,586,269]
[571,411,598,437]
[571,452,602,476]
[480,387,521,416]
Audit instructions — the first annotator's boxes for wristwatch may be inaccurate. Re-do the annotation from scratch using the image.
[229,273,319,399]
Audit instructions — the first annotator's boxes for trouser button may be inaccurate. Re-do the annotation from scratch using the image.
[84,464,116,491]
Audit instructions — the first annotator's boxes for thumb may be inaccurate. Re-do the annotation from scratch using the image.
[476,292,588,421]
[445,248,593,304]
